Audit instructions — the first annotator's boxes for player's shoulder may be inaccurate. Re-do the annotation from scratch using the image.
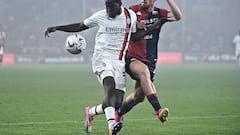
[92,9,106,16]
[84,9,106,26]
[125,8,137,21]
[129,4,142,12]
[159,8,169,12]
[127,8,136,15]
[155,7,169,17]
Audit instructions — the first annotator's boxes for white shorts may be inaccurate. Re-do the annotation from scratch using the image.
[92,53,126,92]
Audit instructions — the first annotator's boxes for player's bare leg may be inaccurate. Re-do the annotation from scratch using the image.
[118,60,169,123]
[102,76,124,135]
[117,81,145,116]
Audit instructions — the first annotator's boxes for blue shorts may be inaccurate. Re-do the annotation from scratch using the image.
[125,57,156,81]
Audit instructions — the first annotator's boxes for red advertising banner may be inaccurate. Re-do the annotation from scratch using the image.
[3,54,15,65]
[157,52,182,64]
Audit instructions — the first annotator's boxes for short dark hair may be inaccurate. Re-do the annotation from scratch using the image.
[113,0,121,3]
[105,0,122,4]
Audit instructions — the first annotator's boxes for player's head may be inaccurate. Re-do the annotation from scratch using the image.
[105,0,122,18]
[141,0,156,10]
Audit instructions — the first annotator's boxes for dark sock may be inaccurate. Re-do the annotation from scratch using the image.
[147,93,161,111]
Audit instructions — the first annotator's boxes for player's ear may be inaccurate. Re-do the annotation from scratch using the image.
[119,1,122,6]
[117,0,122,6]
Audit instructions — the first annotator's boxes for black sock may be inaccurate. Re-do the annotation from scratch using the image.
[147,93,161,111]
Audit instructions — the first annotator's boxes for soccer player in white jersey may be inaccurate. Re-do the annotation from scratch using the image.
[233,30,240,67]
[45,0,166,134]
[45,0,136,134]
[0,24,6,66]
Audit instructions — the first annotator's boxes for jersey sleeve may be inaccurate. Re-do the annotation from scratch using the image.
[160,8,169,18]
[83,12,99,28]
[129,4,140,13]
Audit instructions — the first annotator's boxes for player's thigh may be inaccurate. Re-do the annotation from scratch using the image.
[92,55,114,85]
[94,58,126,92]
[129,60,150,79]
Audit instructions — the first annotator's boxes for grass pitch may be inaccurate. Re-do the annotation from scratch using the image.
[0,64,240,135]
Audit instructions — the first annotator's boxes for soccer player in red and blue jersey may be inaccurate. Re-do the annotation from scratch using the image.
[117,0,182,123]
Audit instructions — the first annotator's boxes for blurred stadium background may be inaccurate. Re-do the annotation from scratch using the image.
[1,1,240,135]
[1,0,240,64]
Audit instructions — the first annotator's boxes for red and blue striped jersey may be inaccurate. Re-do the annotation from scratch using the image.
[126,4,169,63]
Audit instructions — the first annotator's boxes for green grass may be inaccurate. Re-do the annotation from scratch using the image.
[0,64,240,135]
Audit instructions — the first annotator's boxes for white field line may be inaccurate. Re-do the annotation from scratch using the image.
[0,115,239,126]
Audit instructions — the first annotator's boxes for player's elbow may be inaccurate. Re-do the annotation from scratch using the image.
[175,12,183,21]
[174,14,182,21]
[175,17,181,21]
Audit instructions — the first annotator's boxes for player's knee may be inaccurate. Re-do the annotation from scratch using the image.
[115,99,123,109]
[102,95,117,108]
[102,96,110,108]
[114,89,124,108]
[103,76,116,92]
[138,68,150,80]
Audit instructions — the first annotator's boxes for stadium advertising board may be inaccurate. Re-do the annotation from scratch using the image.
[157,52,183,64]
[3,54,15,65]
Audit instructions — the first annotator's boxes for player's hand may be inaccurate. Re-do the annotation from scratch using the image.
[44,26,57,38]
[137,20,147,31]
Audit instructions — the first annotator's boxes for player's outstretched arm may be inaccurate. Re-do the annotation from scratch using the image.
[130,17,168,41]
[44,22,89,38]
[166,0,182,21]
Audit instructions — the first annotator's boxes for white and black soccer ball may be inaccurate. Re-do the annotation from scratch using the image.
[65,34,86,54]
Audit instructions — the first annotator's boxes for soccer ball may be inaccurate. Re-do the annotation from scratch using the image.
[65,34,86,54]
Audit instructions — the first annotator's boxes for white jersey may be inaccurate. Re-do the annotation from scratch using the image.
[83,7,137,91]
[84,7,137,61]
[233,34,240,56]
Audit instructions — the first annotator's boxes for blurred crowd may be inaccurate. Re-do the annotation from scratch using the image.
[0,0,240,58]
